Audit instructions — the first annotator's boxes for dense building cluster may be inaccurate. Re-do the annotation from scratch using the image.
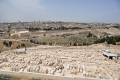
[0,21,119,31]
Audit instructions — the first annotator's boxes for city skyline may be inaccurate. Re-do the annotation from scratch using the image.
[0,0,120,23]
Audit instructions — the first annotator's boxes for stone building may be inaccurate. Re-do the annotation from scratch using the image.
[10,29,29,37]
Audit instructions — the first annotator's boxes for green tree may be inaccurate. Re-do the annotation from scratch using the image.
[21,44,25,47]
[30,39,33,43]
[49,42,52,45]
[3,41,8,47]
[3,41,6,45]
[18,45,20,48]
[5,43,8,47]
[87,32,92,37]
[73,42,77,46]
[16,46,18,49]
[36,41,39,44]
[112,39,116,45]
[9,41,12,47]
[44,34,46,36]
[42,42,46,45]
[39,42,41,45]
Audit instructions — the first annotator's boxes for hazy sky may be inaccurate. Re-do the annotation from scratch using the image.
[0,0,120,23]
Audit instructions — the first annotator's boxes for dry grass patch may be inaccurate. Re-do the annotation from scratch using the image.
[0,40,38,52]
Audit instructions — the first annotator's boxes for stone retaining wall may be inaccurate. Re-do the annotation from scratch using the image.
[0,70,106,80]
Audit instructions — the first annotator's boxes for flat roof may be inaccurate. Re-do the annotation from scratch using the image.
[102,50,117,57]
[16,48,25,52]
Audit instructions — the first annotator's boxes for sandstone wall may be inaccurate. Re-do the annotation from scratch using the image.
[0,71,104,80]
